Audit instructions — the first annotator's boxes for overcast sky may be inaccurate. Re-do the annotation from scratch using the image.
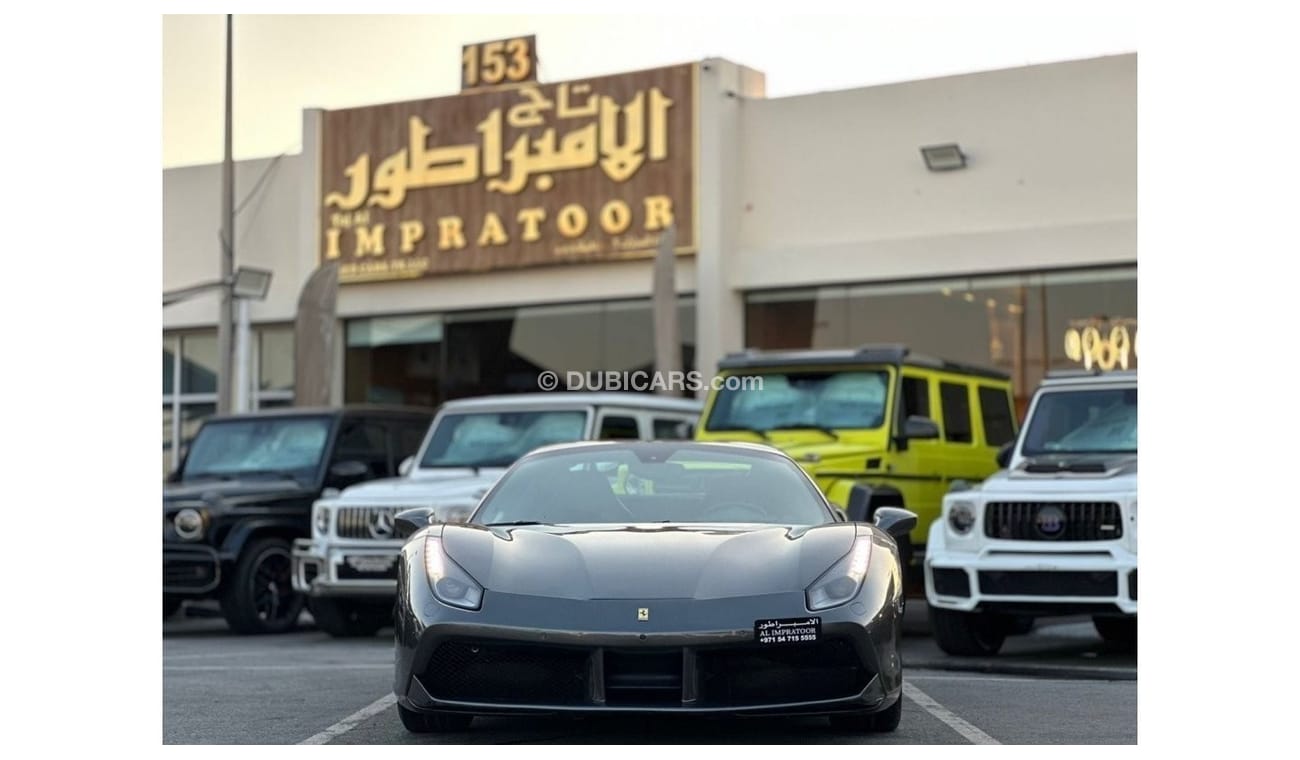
[162,12,1136,168]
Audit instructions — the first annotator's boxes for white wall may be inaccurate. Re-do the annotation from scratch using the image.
[163,155,305,329]
[732,54,1136,289]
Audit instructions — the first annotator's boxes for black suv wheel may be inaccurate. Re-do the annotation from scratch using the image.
[1093,615,1137,646]
[929,606,1007,656]
[220,537,304,634]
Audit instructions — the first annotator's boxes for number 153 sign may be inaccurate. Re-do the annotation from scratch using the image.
[462,36,538,91]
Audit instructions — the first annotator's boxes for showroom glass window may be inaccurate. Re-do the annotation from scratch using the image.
[162,327,295,478]
[344,297,697,406]
[743,266,1135,415]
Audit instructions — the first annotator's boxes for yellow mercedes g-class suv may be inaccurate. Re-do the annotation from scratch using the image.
[696,345,1018,587]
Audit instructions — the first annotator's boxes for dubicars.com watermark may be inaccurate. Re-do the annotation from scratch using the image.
[538,371,762,393]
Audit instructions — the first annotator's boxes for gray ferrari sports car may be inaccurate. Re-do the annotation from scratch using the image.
[391,441,916,733]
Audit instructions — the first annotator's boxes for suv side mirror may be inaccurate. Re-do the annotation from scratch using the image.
[901,415,941,440]
[165,469,183,484]
[394,507,436,539]
[996,442,1014,469]
[398,456,415,477]
[872,507,918,540]
[328,460,370,484]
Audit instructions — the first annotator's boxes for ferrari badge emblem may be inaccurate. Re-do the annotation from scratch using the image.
[637,607,650,621]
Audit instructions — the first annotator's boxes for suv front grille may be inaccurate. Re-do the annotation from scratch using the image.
[336,506,403,540]
[985,501,1123,541]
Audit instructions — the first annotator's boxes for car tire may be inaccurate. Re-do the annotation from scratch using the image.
[829,692,903,733]
[929,606,1007,656]
[164,594,183,619]
[398,704,473,733]
[309,598,388,638]
[220,537,305,635]
[1093,615,1137,645]
[1002,615,1035,635]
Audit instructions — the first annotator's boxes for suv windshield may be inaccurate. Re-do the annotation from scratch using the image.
[182,416,332,482]
[1021,387,1137,456]
[420,410,588,469]
[705,370,889,433]
[475,444,831,526]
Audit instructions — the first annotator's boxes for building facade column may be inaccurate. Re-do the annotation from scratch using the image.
[693,59,765,396]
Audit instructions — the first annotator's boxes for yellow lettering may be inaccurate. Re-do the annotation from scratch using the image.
[643,195,674,231]
[355,224,386,257]
[477,212,509,247]
[438,217,467,250]
[399,220,425,254]
[517,208,546,242]
[599,200,632,235]
[557,204,589,238]
[325,228,342,259]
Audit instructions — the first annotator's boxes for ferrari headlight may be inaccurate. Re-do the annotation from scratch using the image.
[314,506,331,536]
[806,537,872,611]
[948,501,976,535]
[424,535,483,610]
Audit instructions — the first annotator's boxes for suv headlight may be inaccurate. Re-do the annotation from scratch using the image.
[806,537,872,611]
[173,508,206,541]
[947,501,976,535]
[424,536,484,610]
[314,506,330,536]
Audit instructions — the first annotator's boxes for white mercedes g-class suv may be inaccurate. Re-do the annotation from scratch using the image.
[291,392,701,636]
[924,370,1136,655]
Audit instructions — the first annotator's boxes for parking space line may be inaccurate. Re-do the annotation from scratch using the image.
[165,664,390,672]
[298,694,397,745]
[903,681,1000,745]
[909,673,1117,685]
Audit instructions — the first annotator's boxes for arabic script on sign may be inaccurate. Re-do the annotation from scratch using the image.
[324,83,675,211]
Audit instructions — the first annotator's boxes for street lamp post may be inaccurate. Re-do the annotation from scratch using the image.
[164,266,274,414]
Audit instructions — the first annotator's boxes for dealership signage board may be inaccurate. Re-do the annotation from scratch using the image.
[320,61,697,284]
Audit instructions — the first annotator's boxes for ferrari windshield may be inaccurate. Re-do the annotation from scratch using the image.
[705,370,889,433]
[420,409,588,469]
[474,443,832,526]
[1021,387,1137,456]
[182,416,332,482]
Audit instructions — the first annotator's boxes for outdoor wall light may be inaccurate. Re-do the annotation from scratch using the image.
[921,143,967,172]
[231,266,274,300]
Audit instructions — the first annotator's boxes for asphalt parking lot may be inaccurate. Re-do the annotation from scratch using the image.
[163,601,1136,744]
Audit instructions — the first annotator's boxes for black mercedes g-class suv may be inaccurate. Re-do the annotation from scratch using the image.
[163,406,432,634]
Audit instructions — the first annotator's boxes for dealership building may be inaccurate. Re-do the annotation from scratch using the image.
[163,51,1136,473]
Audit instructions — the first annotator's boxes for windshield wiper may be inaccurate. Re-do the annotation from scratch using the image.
[766,424,840,441]
[485,521,546,527]
[236,469,306,483]
[707,426,771,441]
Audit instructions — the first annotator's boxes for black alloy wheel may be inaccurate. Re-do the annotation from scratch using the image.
[220,537,305,634]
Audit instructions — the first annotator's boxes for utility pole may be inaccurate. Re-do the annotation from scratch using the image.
[216,14,235,413]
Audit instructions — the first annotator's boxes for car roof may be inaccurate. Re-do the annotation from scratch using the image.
[203,404,433,423]
[439,392,702,413]
[519,439,787,459]
[1040,369,1137,388]
[717,343,1009,381]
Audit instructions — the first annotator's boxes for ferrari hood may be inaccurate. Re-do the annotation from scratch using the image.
[440,522,856,601]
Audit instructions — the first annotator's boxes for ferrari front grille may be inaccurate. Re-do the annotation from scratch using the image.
[423,641,590,705]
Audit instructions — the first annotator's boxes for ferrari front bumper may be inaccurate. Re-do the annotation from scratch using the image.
[394,592,902,717]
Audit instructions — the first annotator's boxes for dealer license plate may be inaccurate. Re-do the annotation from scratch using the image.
[754,616,821,645]
[342,555,397,576]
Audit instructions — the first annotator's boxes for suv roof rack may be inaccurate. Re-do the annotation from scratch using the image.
[717,344,1009,380]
